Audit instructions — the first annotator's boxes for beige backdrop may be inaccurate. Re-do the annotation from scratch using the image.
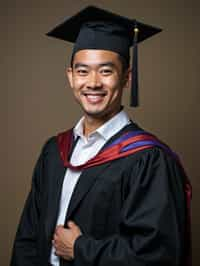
[1,0,200,265]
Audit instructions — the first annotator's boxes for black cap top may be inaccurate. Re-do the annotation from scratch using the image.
[46,5,162,107]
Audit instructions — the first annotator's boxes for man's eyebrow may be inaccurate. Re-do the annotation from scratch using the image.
[99,62,115,68]
[73,62,116,69]
[74,63,89,69]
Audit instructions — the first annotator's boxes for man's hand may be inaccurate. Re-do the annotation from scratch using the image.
[52,221,82,261]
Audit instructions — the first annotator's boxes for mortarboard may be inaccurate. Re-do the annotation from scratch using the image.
[46,5,162,107]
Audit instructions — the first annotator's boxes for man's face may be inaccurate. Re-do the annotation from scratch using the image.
[67,49,130,120]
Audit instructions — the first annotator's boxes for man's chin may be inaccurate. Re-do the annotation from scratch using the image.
[84,110,104,118]
[83,108,106,118]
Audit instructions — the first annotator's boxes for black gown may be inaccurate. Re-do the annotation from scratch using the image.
[10,122,187,266]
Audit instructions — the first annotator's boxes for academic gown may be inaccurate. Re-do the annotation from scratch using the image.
[10,122,187,266]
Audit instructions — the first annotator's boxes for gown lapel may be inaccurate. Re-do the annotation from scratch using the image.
[45,137,80,239]
[45,148,66,240]
[65,122,141,222]
[65,162,111,221]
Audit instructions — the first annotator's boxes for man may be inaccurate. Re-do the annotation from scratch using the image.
[10,5,191,266]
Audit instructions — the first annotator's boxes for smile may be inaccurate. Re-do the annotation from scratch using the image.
[83,93,107,104]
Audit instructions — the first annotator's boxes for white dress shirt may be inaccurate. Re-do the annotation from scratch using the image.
[50,109,130,265]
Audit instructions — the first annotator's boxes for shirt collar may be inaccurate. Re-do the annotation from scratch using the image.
[73,109,130,141]
[73,116,85,138]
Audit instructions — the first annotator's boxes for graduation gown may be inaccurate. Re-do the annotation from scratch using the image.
[10,122,188,266]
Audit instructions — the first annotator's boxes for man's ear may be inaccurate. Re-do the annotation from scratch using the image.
[66,67,73,88]
[122,68,132,89]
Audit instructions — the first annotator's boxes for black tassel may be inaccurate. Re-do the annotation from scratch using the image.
[130,25,139,107]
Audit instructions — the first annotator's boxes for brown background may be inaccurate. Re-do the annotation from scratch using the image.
[1,0,199,265]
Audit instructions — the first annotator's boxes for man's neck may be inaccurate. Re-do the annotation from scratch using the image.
[83,108,121,138]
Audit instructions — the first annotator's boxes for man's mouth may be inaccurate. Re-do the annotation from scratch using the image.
[82,92,107,104]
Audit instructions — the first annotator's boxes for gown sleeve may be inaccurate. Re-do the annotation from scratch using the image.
[73,147,186,266]
[10,138,52,266]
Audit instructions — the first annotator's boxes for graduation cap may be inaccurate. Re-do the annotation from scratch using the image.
[46,5,162,107]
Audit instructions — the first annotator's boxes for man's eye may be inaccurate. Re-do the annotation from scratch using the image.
[101,69,113,75]
[77,69,88,75]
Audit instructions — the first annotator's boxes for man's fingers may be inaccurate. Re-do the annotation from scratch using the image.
[67,221,81,232]
[67,220,76,228]
[55,225,64,233]
[53,233,59,241]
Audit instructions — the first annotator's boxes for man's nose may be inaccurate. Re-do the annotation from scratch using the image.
[86,71,102,89]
